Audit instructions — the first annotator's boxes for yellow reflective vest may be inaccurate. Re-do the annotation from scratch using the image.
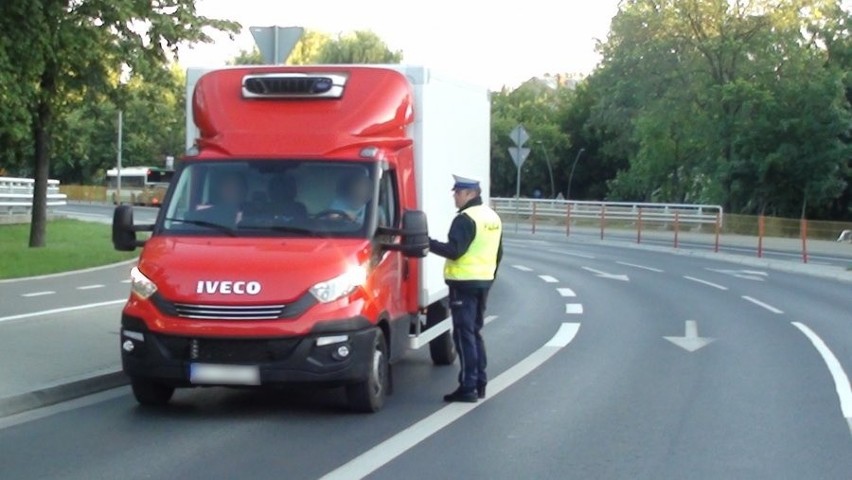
[444,204,503,281]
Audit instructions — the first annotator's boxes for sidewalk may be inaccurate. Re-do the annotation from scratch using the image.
[0,302,127,417]
[510,220,852,264]
[504,225,852,283]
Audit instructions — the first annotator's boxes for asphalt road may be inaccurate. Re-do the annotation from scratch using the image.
[1,235,850,479]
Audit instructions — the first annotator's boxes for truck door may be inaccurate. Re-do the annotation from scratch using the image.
[374,168,408,361]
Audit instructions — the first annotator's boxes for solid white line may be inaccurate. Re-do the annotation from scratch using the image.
[548,250,596,259]
[791,322,852,436]
[617,261,663,273]
[0,299,126,324]
[741,296,784,314]
[557,288,577,297]
[565,304,584,315]
[512,265,533,272]
[683,276,728,291]
[319,322,581,480]
[21,291,56,298]
[484,315,498,326]
[76,284,105,290]
[538,275,559,283]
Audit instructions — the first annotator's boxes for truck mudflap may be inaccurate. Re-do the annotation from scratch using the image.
[120,314,379,388]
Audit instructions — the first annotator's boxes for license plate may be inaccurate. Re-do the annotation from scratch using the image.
[190,363,260,386]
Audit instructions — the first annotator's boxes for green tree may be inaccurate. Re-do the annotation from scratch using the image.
[228,48,264,65]
[51,65,186,185]
[289,30,332,65]
[590,0,850,217]
[490,80,572,198]
[317,30,403,64]
[227,29,395,66]
[0,0,237,247]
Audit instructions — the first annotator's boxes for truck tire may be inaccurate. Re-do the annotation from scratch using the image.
[130,377,174,406]
[346,329,389,413]
[427,302,456,366]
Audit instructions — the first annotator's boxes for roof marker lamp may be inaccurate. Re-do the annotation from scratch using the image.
[130,266,157,300]
[309,265,368,304]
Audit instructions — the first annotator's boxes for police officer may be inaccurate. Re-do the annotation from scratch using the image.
[429,174,503,403]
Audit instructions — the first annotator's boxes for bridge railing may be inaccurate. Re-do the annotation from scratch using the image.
[0,177,68,216]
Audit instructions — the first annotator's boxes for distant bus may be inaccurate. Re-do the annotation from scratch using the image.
[106,166,174,206]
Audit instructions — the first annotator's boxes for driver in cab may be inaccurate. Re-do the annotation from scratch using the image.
[325,171,372,224]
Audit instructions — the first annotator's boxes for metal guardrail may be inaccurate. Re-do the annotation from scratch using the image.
[0,177,68,215]
[491,198,724,226]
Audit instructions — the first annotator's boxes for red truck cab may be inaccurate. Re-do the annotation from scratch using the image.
[112,65,490,412]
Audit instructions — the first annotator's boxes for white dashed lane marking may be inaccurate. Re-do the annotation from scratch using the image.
[21,291,55,298]
[683,276,728,291]
[557,288,577,297]
[742,296,784,314]
[548,249,596,259]
[538,275,559,283]
[76,284,105,290]
[617,261,663,273]
[512,265,533,272]
[565,304,584,314]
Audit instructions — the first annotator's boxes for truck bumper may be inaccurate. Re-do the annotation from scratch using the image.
[120,314,377,388]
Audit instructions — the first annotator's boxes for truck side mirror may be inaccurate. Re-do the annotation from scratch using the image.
[399,210,429,258]
[380,210,429,258]
[113,206,137,251]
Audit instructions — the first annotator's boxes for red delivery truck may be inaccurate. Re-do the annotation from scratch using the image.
[112,65,491,412]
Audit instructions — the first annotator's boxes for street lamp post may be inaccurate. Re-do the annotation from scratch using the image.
[566,147,585,200]
[116,109,123,205]
[535,141,556,199]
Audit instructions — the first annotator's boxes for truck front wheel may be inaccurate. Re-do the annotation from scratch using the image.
[428,303,456,366]
[346,329,388,413]
[130,377,175,406]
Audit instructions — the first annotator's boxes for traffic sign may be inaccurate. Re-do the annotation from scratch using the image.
[509,124,529,147]
[250,26,304,64]
[508,146,530,168]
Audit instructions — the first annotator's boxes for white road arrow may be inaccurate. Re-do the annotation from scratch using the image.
[581,267,629,282]
[664,320,715,352]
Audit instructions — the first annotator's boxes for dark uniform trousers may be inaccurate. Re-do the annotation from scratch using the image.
[450,286,489,390]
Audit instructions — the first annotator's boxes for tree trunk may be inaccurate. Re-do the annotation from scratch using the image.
[28,85,53,248]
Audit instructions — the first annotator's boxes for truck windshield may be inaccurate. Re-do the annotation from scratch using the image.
[159,160,378,238]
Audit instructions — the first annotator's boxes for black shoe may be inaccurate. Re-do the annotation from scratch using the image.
[477,384,486,399]
[443,388,478,403]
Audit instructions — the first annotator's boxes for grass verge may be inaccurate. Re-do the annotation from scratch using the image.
[0,219,137,279]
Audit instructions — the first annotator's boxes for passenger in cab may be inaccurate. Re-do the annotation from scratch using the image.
[191,171,247,226]
[268,174,308,221]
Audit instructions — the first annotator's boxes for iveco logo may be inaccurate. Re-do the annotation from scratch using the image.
[196,281,262,295]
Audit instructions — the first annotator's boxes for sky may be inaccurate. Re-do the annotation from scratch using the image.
[178,0,622,90]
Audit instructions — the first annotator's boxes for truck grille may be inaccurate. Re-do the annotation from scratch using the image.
[150,292,316,320]
[173,303,286,320]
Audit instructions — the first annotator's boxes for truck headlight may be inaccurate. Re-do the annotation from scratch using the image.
[130,266,157,299]
[310,265,368,304]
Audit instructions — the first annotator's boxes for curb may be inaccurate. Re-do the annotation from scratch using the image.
[0,258,138,284]
[0,370,129,419]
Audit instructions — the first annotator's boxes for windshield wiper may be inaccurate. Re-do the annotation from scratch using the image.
[238,224,324,237]
[164,217,237,237]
